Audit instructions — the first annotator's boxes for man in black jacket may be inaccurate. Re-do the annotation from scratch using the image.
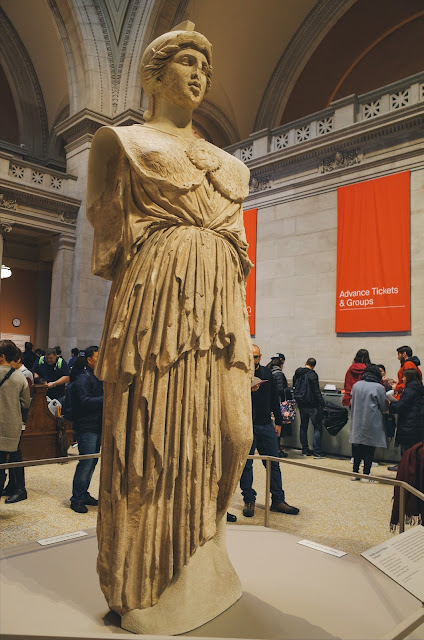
[240,344,299,518]
[70,346,103,514]
[293,358,326,459]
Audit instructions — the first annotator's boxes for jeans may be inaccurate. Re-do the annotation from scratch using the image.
[352,443,375,475]
[71,431,101,503]
[240,422,285,504]
[299,407,322,455]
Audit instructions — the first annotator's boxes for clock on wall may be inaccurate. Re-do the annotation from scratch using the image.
[12,317,21,328]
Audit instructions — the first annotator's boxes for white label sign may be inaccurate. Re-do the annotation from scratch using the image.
[298,539,347,557]
[362,527,424,602]
[0,333,31,352]
[37,530,88,546]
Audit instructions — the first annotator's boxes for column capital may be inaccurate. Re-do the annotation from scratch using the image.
[0,219,13,236]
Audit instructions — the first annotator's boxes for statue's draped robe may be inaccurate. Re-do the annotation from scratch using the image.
[87,126,253,615]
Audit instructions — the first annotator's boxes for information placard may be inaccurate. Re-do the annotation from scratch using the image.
[361,526,424,602]
[336,172,410,333]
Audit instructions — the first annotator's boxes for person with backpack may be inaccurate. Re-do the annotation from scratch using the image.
[293,358,326,459]
[32,347,70,406]
[70,346,103,513]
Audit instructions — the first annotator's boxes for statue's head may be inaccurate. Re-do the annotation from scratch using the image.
[140,22,213,121]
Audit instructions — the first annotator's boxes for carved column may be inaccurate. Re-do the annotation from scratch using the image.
[48,234,75,354]
[0,220,13,298]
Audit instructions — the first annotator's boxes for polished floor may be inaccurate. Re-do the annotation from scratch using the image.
[0,449,407,555]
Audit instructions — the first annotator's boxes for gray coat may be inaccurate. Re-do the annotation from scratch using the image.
[0,366,30,451]
[350,380,388,448]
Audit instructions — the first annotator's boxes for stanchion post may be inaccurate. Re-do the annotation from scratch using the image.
[265,458,271,528]
[399,485,405,534]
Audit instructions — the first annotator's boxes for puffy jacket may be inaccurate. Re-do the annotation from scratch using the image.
[342,362,366,407]
[293,367,324,409]
[73,368,103,433]
[270,365,289,403]
[390,379,424,446]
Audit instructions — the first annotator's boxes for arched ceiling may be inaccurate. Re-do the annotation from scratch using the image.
[179,0,319,141]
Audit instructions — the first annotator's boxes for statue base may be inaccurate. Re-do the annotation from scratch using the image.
[120,517,242,636]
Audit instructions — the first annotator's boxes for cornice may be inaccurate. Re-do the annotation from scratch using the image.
[0,180,81,215]
[55,109,113,145]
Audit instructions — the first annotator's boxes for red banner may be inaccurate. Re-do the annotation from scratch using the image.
[336,172,410,333]
[243,208,257,336]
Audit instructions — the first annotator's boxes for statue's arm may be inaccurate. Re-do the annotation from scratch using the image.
[86,128,125,280]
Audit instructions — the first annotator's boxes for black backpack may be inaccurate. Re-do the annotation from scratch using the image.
[62,379,77,421]
[293,372,314,404]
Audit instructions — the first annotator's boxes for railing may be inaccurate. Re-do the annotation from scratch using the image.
[1,452,423,534]
[226,70,424,163]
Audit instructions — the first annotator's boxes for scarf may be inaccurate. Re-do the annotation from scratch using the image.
[390,441,424,531]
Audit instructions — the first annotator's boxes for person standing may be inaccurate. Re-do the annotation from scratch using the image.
[350,364,388,481]
[389,369,424,458]
[32,347,70,405]
[342,349,370,408]
[22,342,37,371]
[2,349,33,503]
[0,340,30,497]
[70,346,103,514]
[267,353,290,458]
[393,346,421,400]
[240,344,299,517]
[68,348,80,370]
[293,358,326,459]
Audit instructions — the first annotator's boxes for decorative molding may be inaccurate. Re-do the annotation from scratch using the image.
[60,211,78,225]
[0,182,80,217]
[54,109,113,145]
[321,149,361,172]
[254,0,356,131]
[0,220,13,235]
[0,194,17,210]
[249,175,272,193]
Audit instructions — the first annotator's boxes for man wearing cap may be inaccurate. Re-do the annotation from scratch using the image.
[239,344,299,518]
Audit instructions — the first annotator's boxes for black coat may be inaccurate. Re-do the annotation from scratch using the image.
[270,365,289,403]
[390,380,424,446]
[252,364,283,427]
[293,366,324,409]
[73,369,103,433]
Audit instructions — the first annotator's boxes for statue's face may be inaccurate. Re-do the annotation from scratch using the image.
[158,47,208,110]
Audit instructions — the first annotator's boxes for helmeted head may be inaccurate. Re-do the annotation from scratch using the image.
[140,22,213,121]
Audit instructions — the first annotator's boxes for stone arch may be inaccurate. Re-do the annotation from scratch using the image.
[0,7,48,158]
[253,0,356,132]
[49,0,113,116]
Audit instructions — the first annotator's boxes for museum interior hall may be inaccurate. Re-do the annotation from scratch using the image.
[1,1,424,639]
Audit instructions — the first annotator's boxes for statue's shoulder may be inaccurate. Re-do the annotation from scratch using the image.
[195,140,250,202]
[92,125,204,190]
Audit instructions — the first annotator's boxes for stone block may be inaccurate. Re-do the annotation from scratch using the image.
[258,217,296,241]
[411,168,424,192]
[411,215,424,262]
[294,250,336,276]
[256,256,295,280]
[318,271,337,293]
[293,274,318,296]
[256,295,295,318]
[316,191,336,211]
[274,196,317,220]
[257,206,275,223]
[295,209,337,235]
[294,292,334,320]
[283,229,337,258]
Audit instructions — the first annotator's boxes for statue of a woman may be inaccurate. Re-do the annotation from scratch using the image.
[87,23,253,635]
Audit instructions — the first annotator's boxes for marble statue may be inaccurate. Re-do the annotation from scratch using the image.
[86,22,253,635]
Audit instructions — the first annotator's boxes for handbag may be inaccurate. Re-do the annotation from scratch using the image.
[323,402,348,436]
[280,388,296,424]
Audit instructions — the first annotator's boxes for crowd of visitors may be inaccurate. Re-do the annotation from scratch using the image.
[1,339,423,525]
